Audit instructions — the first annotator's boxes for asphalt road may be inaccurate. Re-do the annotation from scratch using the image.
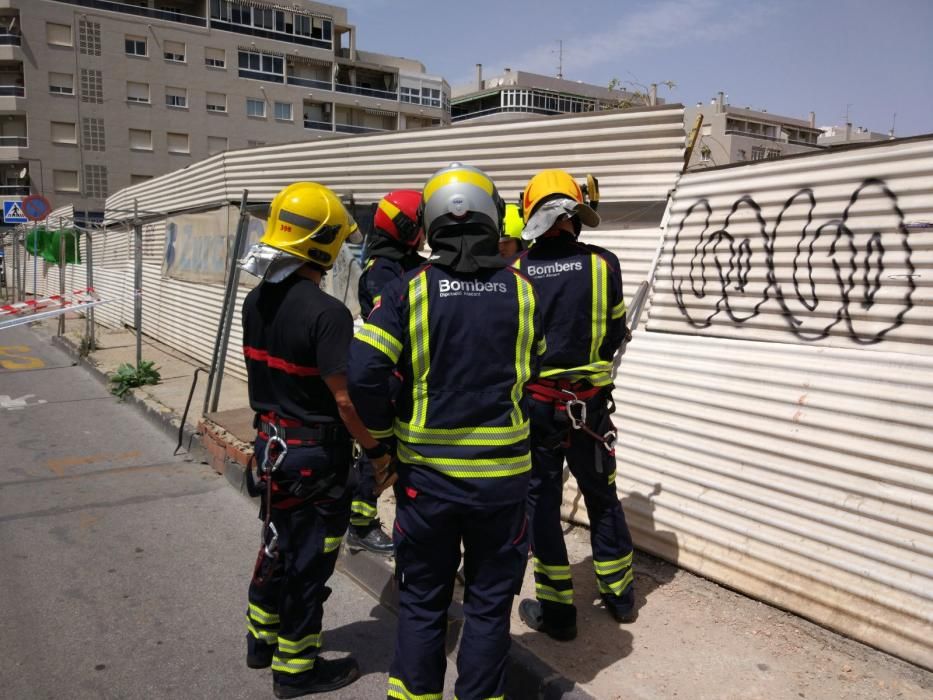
[0,326,407,699]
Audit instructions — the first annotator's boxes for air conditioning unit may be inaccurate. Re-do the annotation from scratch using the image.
[323,103,332,115]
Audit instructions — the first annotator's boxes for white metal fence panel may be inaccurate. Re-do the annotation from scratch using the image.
[597,136,933,669]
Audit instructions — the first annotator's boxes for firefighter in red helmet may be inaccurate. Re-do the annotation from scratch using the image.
[346,189,426,554]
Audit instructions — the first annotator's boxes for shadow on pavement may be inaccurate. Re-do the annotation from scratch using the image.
[322,603,396,676]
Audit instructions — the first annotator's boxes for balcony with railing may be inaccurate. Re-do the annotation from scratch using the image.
[334,123,388,134]
[303,119,333,132]
[0,184,30,196]
[288,75,333,91]
[0,32,20,46]
[0,60,24,100]
[335,65,398,102]
[52,0,206,27]
[0,136,27,148]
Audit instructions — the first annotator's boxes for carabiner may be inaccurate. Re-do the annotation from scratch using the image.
[603,429,618,453]
[262,423,287,474]
[562,389,587,430]
[263,521,279,557]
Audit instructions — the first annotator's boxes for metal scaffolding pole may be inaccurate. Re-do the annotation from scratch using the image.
[133,200,143,369]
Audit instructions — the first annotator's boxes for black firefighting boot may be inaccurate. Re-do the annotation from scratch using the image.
[346,520,394,556]
[602,593,638,624]
[272,657,360,698]
[518,599,578,641]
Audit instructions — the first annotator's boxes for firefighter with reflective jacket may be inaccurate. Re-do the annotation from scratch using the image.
[348,163,544,700]
[347,189,426,555]
[513,169,637,641]
[238,182,395,699]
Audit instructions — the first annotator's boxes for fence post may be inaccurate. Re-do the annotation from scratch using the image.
[57,217,65,336]
[204,190,250,415]
[133,200,143,370]
[10,229,17,303]
[86,229,95,350]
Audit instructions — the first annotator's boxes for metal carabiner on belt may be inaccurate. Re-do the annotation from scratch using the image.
[261,423,288,474]
[562,389,587,430]
[263,521,279,557]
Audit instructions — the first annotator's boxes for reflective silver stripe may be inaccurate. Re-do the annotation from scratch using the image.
[394,420,529,446]
[510,277,535,426]
[409,273,430,428]
[278,208,320,231]
[397,443,531,478]
[356,323,402,363]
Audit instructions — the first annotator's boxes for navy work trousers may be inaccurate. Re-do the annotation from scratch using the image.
[525,391,635,617]
[388,470,528,700]
[246,440,352,689]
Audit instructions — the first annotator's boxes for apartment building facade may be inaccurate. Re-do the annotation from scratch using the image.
[0,0,450,218]
[450,65,648,123]
[684,92,823,170]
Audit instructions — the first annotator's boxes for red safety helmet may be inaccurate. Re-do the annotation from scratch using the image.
[373,189,423,248]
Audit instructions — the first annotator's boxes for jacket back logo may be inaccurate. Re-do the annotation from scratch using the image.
[438,278,508,297]
[526,261,584,277]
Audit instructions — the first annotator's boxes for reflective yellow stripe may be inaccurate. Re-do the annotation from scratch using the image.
[277,632,322,654]
[536,583,574,605]
[510,277,534,426]
[351,501,378,517]
[397,443,531,479]
[248,603,280,624]
[597,569,634,596]
[611,298,627,320]
[423,168,494,201]
[246,620,278,642]
[373,294,382,307]
[394,420,529,446]
[539,361,613,387]
[324,536,343,554]
[367,425,395,439]
[271,656,316,674]
[356,323,402,363]
[409,273,430,427]
[379,198,401,220]
[387,676,443,700]
[365,258,376,271]
[608,469,616,484]
[536,336,547,356]
[590,255,608,362]
[593,552,633,576]
[511,258,521,269]
[533,557,572,581]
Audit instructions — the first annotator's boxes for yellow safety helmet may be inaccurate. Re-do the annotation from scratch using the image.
[520,169,599,240]
[502,203,525,241]
[260,182,358,270]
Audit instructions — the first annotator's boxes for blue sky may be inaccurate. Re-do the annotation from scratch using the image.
[345,0,932,136]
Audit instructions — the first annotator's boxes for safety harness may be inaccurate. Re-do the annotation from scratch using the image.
[247,412,350,587]
[527,378,617,457]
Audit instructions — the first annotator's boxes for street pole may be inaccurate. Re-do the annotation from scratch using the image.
[204,190,250,415]
[133,200,143,370]
[85,229,95,350]
[32,219,37,301]
[11,229,17,303]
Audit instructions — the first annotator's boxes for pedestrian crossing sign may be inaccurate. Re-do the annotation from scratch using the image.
[3,200,27,224]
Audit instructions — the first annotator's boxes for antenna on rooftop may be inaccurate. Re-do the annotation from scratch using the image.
[890,112,897,137]
[555,39,563,79]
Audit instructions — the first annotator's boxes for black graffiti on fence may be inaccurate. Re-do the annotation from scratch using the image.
[670,178,916,344]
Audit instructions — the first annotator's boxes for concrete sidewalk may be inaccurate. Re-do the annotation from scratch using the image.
[35,317,933,700]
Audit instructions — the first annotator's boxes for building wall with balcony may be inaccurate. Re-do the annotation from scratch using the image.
[3,0,449,215]
[685,95,823,171]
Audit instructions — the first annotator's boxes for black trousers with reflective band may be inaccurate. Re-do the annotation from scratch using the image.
[525,394,635,615]
[246,442,351,686]
[389,477,528,700]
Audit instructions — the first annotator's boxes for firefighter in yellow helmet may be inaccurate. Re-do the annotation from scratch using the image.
[238,182,395,698]
[498,202,525,259]
[512,169,637,640]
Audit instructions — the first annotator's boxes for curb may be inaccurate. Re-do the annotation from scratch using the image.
[50,333,594,700]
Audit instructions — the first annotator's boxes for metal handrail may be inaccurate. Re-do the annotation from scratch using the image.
[303,119,333,131]
[0,85,25,97]
[334,82,398,101]
[334,123,387,134]
[0,136,27,147]
[0,33,21,46]
[287,75,332,91]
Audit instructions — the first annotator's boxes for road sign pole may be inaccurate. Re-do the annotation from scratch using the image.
[32,219,37,301]
[57,218,65,336]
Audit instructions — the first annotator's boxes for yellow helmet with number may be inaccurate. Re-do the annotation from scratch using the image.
[260,182,358,270]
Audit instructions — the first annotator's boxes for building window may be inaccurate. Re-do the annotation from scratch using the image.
[210,1,333,45]
[167,132,189,154]
[206,92,227,113]
[766,148,782,159]
[125,35,147,57]
[82,117,106,152]
[246,98,266,118]
[84,164,108,198]
[751,146,766,161]
[80,69,103,104]
[238,50,284,83]
[422,88,441,108]
[46,22,72,47]
[50,121,77,145]
[207,135,227,156]
[163,40,185,62]
[247,140,266,148]
[49,72,74,96]
[400,86,419,104]
[130,174,153,185]
[78,19,101,56]
[165,86,188,109]
[53,169,79,193]
[205,47,225,68]
[274,101,292,121]
[126,81,150,104]
[129,128,152,151]
[699,145,711,162]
